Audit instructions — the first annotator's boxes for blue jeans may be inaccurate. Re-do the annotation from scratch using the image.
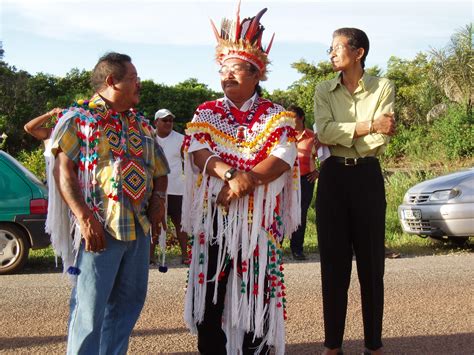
[67,224,150,355]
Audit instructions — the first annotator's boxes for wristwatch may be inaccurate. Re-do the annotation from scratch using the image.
[224,167,237,181]
[153,190,166,199]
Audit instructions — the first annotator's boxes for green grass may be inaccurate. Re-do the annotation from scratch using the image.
[29,162,472,269]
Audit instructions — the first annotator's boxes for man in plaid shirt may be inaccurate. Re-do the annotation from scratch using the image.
[51,52,169,354]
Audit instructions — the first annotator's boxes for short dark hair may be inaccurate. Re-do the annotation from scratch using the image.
[333,28,369,69]
[287,105,305,122]
[91,52,132,91]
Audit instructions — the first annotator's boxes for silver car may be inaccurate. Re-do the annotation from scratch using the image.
[398,168,474,244]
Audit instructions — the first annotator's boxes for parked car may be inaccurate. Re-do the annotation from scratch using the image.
[398,168,474,245]
[0,151,49,274]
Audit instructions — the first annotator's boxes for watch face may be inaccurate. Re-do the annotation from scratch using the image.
[225,168,235,181]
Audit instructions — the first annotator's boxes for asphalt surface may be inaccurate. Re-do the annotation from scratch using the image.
[1,253,473,354]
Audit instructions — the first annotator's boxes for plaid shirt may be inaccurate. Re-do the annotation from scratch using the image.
[51,94,169,241]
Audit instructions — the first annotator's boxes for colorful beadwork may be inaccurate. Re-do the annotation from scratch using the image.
[121,160,147,202]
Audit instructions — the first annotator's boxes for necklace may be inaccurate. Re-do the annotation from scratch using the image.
[222,97,260,127]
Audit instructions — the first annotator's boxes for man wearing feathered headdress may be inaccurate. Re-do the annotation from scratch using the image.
[182,3,300,354]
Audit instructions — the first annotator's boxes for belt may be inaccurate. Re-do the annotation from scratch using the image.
[330,156,378,166]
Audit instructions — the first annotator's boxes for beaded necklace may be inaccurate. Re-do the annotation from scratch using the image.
[73,97,147,205]
[222,97,260,127]
[103,110,146,204]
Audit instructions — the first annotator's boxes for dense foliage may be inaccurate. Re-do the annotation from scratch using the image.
[0,24,472,174]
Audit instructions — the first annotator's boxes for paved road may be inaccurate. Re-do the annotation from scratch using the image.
[1,253,473,354]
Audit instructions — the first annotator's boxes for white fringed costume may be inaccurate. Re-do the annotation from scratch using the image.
[182,97,301,354]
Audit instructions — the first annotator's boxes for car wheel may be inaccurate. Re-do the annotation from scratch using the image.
[448,236,469,247]
[0,224,30,275]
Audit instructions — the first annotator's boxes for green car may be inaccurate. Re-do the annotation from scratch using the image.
[0,151,50,274]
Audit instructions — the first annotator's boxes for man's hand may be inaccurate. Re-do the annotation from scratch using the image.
[216,184,239,212]
[227,171,256,198]
[373,112,396,136]
[54,151,106,252]
[306,169,320,183]
[148,197,167,243]
[79,214,106,252]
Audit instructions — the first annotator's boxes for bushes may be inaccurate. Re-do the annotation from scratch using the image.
[431,105,474,159]
[383,103,473,164]
[16,146,46,182]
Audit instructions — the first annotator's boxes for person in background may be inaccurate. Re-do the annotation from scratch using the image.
[314,28,396,355]
[24,108,63,183]
[151,108,189,265]
[48,52,169,354]
[287,105,318,261]
[24,107,62,142]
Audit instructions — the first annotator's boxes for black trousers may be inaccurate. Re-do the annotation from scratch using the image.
[315,157,386,351]
[196,239,269,355]
[290,174,315,254]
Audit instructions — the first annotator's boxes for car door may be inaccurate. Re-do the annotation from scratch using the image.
[0,160,33,221]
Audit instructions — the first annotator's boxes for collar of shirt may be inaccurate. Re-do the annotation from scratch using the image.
[223,92,258,112]
[296,128,314,142]
[329,72,369,93]
[90,93,108,109]
[89,93,135,117]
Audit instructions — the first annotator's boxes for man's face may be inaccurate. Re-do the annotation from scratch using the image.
[295,114,304,130]
[114,62,140,108]
[219,58,259,100]
[154,115,174,136]
[329,35,361,72]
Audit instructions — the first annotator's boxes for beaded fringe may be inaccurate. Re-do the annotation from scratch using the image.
[182,154,300,354]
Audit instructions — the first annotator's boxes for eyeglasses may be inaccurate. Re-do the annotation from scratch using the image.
[121,75,141,85]
[159,117,174,123]
[326,44,355,54]
[218,63,251,76]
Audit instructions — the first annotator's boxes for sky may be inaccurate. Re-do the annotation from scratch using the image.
[1,0,472,92]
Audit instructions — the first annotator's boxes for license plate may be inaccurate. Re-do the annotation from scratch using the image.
[403,209,421,220]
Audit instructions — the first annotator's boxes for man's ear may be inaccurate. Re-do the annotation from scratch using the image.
[356,48,365,62]
[105,74,114,87]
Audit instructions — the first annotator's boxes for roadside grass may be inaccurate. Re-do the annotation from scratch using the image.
[29,162,472,268]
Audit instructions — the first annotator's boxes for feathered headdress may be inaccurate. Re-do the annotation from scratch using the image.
[211,1,274,81]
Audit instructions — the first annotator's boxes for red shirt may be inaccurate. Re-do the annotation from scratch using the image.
[296,128,316,176]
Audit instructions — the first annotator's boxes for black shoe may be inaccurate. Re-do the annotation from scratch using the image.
[292,251,307,261]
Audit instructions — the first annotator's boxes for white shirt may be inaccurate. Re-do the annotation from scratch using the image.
[156,130,185,195]
[223,92,258,112]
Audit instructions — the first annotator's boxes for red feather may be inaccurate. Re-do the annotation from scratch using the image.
[235,0,242,40]
[210,19,220,42]
[245,8,267,43]
[266,33,275,54]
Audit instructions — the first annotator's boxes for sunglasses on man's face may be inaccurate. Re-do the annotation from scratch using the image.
[160,118,174,123]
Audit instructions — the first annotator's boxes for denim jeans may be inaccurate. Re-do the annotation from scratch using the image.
[67,224,150,355]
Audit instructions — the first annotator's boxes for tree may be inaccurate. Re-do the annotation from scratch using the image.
[430,24,473,118]
[270,60,383,128]
[0,62,33,154]
[386,53,443,125]
[269,60,336,127]
[137,78,219,133]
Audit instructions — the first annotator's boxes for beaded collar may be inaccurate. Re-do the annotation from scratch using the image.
[222,97,261,127]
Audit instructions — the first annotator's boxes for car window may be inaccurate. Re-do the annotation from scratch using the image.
[3,154,44,186]
[0,160,32,202]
